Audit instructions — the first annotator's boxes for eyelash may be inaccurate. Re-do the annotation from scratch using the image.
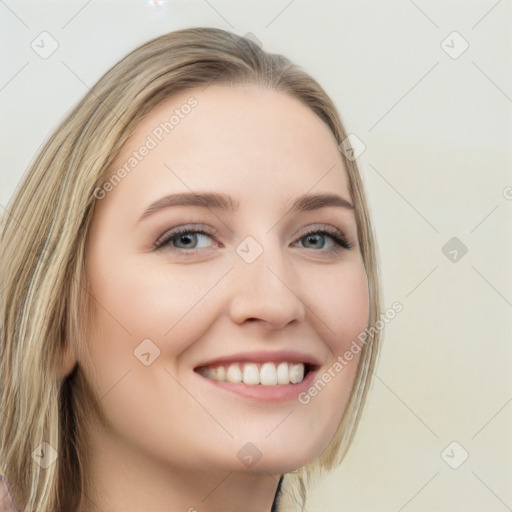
[152,224,355,254]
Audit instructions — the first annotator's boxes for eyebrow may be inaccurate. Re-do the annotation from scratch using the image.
[137,191,354,222]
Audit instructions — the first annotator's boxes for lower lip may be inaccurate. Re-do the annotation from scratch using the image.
[195,368,318,402]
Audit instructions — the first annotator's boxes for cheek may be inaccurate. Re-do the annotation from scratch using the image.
[296,261,369,443]
[80,256,223,448]
[82,254,235,407]
[313,260,370,356]
[86,250,228,341]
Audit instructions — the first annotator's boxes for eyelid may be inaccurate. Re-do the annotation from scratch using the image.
[296,224,354,250]
[152,223,217,251]
[152,222,354,252]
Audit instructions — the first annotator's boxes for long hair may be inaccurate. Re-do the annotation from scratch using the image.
[0,26,381,512]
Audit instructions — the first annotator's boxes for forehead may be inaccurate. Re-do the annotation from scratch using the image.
[106,84,351,208]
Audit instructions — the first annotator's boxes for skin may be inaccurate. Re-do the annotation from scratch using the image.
[60,84,370,512]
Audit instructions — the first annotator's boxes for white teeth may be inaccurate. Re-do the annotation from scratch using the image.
[260,362,278,385]
[226,363,242,383]
[242,363,260,385]
[289,363,305,384]
[215,365,226,381]
[276,362,289,385]
[199,362,306,386]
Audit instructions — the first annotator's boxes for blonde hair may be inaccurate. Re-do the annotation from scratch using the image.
[0,27,381,511]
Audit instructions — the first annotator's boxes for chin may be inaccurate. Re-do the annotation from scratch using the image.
[233,435,330,475]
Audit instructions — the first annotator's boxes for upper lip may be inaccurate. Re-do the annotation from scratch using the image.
[194,350,322,370]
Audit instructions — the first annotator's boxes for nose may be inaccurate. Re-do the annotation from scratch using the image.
[228,242,307,331]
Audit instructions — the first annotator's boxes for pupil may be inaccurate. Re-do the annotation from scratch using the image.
[305,234,324,248]
[178,234,195,248]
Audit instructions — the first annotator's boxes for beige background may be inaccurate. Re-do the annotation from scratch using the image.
[1,1,511,510]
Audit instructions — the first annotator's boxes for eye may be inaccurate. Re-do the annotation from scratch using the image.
[152,225,218,252]
[152,224,354,253]
[293,226,354,252]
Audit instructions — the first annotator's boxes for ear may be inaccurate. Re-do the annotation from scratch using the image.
[57,340,78,378]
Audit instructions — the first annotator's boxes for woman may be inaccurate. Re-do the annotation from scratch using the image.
[0,27,381,511]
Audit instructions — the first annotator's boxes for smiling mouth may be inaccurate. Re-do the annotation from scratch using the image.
[194,361,316,386]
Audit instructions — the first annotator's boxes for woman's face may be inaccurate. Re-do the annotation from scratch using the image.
[83,84,369,479]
